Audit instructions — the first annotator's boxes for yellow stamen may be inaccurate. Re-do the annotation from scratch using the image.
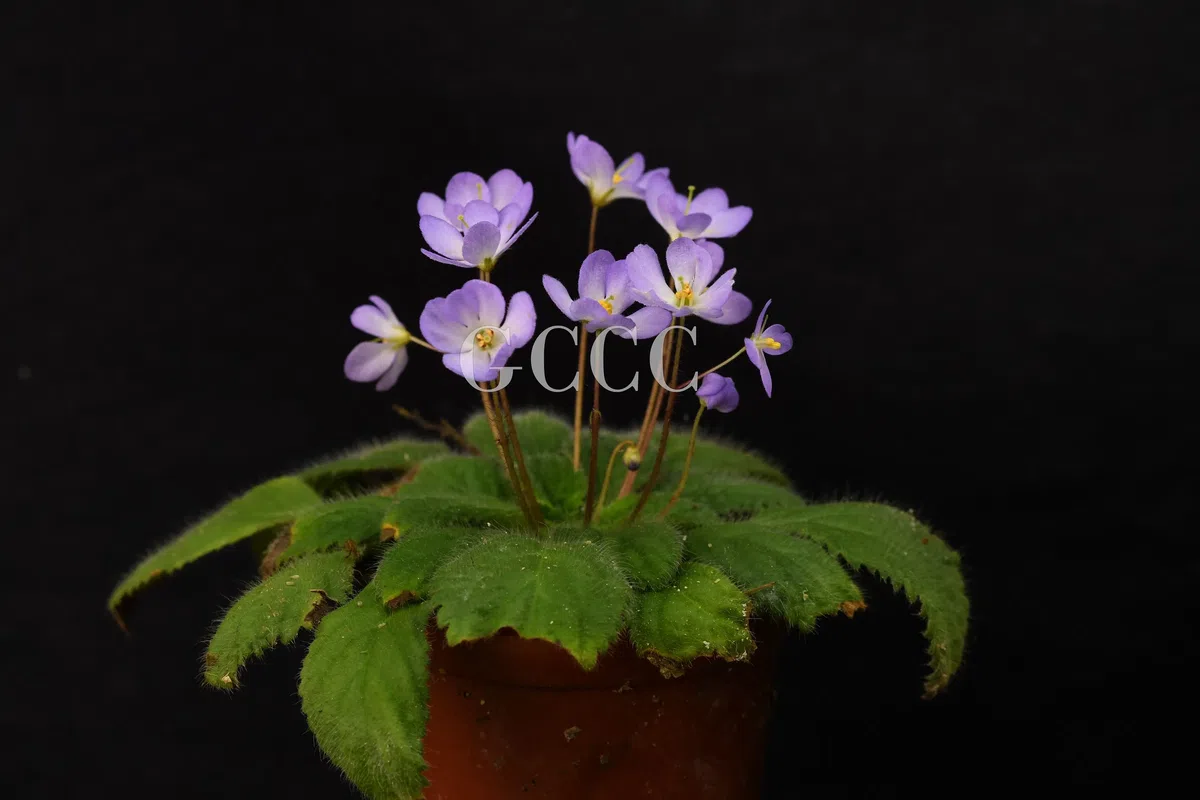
[611,172,624,185]
[457,213,467,228]
[598,297,614,314]
[673,277,694,307]
[476,182,484,200]
[684,185,696,214]
[759,337,782,350]
[475,329,495,349]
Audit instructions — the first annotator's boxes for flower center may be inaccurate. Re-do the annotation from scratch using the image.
[611,172,624,185]
[475,328,496,350]
[598,297,614,314]
[673,277,694,307]
[759,336,782,350]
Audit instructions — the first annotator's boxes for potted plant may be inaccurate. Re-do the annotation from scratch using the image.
[109,133,969,799]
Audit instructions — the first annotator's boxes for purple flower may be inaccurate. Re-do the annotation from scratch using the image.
[417,170,537,269]
[419,280,536,384]
[567,133,668,207]
[542,250,671,340]
[344,295,411,392]
[744,299,794,398]
[643,174,752,240]
[625,237,752,324]
[696,373,739,413]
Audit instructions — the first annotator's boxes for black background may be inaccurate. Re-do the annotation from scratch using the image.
[4,1,1194,795]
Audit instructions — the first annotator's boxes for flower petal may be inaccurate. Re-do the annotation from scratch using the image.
[494,211,537,258]
[500,290,536,348]
[419,216,464,260]
[369,295,399,324]
[462,222,502,266]
[675,213,713,239]
[420,249,472,267]
[344,341,397,383]
[642,174,677,232]
[542,275,576,319]
[745,337,765,370]
[699,268,737,314]
[444,172,490,206]
[761,323,793,355]
[625,244,675,308]
[570,297,610,323]
[577,249,615,300]
[758,358,773,398]
[703,206,753,238]
[664,237,710,289]
[463,279,507,328]
[753,299,772,337]
[604,258,632,310]
[571,138,614,190]
[718,291,753,326]
[417,192,444,219]
[351,304,397,338]
[688,188,729,216]
[420,297,471,353]
[616,152,645,182]
[696,373,740,413]
[463,199,499,228]
[697,239,725,275]
[374,347,408,391]
[622,306,672,340]
[443,202,466,230]
[487,169,525,209]
[511,181,534,221]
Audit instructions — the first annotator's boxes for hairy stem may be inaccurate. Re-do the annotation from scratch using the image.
[659,404,705,518]
[690,346,747,386]
[629,324,685,522]
[498,386,543,526]
[583,376,602,525]
[571,324,589,470]
[618,328,672,499]
[597,439,636,510]
[479,388,533,526]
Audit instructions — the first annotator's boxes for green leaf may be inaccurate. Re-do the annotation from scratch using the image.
[782,502,969,696]
[666,435,790,487]
[381,492,526,537]
[300,438,449,493]
[403,454,513,499]
[685,519,862,630]
[525,453,586,519]
[108,476,322,615]
[629,563,755,677]
[592,488,723,532]
[203,551,354,689]
[300,598,431,800]
[430,533,632,668]
[373,526,483,608]
[277,496,394,566]
[594,519,684,589]
[684,474,807,519]
[464,409,574,458]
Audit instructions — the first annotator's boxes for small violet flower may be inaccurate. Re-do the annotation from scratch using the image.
[696,373,739,413]
[542,250,671,340]
[344,295,411,392]
[418,170,537,270]
[643,173,752,240]
[419,279,536,384]
[745,299,794,398]
[567,133,668,207]
[626,237,752,324]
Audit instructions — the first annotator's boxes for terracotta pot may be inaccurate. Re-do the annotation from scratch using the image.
[422,623,782,799]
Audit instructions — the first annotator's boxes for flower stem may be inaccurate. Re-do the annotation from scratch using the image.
[583,375,602,525]
[597,439,636,510]
[587,204,599,255]
[498,385,543,527]
[691,346,747,385]
[658,403,705,518]
[571,324,589,471]
[617,328,672,500]
[629,323,686,522]
[479,387,533,526]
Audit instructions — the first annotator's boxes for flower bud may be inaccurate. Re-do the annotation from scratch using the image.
[622,446,641,472]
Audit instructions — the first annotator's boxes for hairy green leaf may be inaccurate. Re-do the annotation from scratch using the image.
[594,519,684,589]
[373,526,483,608]
[684,474,807,519]
[403,454,512,499]
[464,409,573,458]
[109,477,322,615]
[381,492,526,537]
[277,496,394,565]
[525,453,586,519]
[300,599,431,800]
[430,534,631,668]
[665,435,790,487]
[300,438,449,493]
[782,502,969,696]
[203,551,354,689]
[630,563,755,677]
[686,519,862,630]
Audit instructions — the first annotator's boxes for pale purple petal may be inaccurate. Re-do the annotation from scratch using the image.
[702,206,753,238]
[701,268,737,310]
[664,237,710,289]
[697,240,725,274]
[636,167,670,193]
[624,244,675,308]
[351,304,395,338]
[462,222,501,266]
[745,337,765,370]
[500,290,536,348]
[420,298,468,353]
[577,249,615,300]
[494,211,537,257]
[420,248,472,267]
[643,174,676,231]
[463,199,499,228]
[718,291,753,326]
[442,347,492,382]
[761,324,793,355]
[603,258,631,308]
[510,181,533,221]
[542,275,576,318]
[443,202,466,230]
[687,188,729,216]
[344,341,397,383]
[696,373,740,413]
[486,342,516,376]
[621,306,672,340]
[567,131,579,153]
[570,297,610,323]
[758,358,774,398]
[419,216,464,260]
[675,213,713,239]
[464,279,507,328]
[487,169,525,209]
[445,171,490,206]
[374,347,408,391]
[571,138,614,188]
[590,312,635,335]
[369,295,398,323]
[417,192,444,219]
[496,203,524,245]
[753,299,772,337]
